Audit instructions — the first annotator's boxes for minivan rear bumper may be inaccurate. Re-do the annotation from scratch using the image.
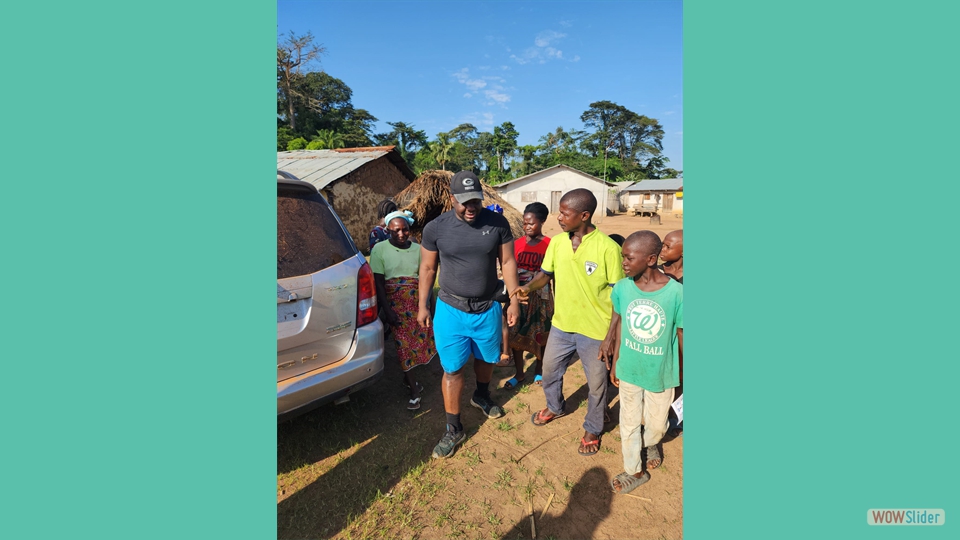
[277,319,385,421]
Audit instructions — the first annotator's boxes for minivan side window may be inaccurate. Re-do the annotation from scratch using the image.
[278,187,356,279]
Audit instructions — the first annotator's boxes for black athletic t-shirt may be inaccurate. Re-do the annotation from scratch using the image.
[421,208,513,312]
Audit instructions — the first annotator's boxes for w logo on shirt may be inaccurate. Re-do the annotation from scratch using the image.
[585,261,598,275]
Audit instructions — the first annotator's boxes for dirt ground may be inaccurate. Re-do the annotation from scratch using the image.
[278,211,684,540]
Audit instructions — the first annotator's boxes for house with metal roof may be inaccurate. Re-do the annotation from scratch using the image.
[278,147,415,253]
[620,178,683,212]
[491,164,620,215]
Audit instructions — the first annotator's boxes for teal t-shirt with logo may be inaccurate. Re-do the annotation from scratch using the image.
[610,278,683,392]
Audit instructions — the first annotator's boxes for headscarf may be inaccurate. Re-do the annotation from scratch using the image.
[384,210,415,227]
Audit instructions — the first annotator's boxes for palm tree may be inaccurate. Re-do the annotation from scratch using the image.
[307,129,345,149]
[429,132,454,171]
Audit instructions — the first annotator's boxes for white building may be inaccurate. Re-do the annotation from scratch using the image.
[492,164,620,216]
[620,178,683,213]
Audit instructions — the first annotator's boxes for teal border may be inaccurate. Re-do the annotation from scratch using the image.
[5,1,958,538]
[687,0,957,538]
[3,2,276,538]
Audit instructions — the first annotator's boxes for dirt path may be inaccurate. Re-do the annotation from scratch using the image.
[277,211,684,540]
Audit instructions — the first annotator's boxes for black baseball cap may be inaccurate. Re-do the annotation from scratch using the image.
[450,171,484,204]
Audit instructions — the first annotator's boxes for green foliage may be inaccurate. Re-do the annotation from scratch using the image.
[492,121,519,171]
[484,169,510,185]
[277,126,296,151]
[308,129,345,150]
[286,137,308,151]
[411,149,438,176]
[277,70,376,147]
[374,121,428,168]
[428,132,454,171]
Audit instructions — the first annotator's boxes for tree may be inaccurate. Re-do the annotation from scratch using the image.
[581,101,664,174]
[492,121,519,172]
[429,132,454,171]
[277,126,296,151]
[513,145,539,177]
[306,129,345,149]
[277,31,326,132]
[448,123,479,142]
[279,71,378,146]
[374,121,428,166]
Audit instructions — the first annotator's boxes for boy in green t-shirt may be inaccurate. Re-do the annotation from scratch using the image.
[600,231,683,494]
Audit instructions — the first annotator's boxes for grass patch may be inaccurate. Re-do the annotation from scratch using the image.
[494,469,515,490]
[461,449,481,466]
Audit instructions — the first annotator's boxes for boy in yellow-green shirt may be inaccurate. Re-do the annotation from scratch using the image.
[513,188,624,456]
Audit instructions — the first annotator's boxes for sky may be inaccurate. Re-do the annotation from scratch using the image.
[278,0,683,170]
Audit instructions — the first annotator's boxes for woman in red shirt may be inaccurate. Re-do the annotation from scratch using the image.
[502,202,553,388]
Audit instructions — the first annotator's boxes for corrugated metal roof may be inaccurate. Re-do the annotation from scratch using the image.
[276,149,394,190]
[621,178,683,192]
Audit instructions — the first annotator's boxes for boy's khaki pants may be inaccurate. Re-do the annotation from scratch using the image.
[619,380,674,476]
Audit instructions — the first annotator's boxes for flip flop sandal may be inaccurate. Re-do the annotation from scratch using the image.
[502,377,525,389]
[404,381,424,393]
[611,471,651,494]
[645,444,662,470]
[533,374,543,386]
[530,407,565,426]
[407,397,422,410]
[495,355,513,367]
[578,437,601,456]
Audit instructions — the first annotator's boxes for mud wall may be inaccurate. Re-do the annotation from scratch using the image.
[327,158,411,255]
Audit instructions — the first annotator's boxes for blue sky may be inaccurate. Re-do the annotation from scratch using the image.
[278,1,683,170]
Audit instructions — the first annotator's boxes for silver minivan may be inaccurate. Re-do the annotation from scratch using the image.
[277,171,384,420]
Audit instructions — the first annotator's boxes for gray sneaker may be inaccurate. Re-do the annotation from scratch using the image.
[432,425,467,459]
[470,394,505,419]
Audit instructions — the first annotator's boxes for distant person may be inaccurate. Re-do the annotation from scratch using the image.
[658,229,683,433]
[370,210,436,410]
[514,188,624,456]
[659,230,683,284]
[418,171,521,459]
[369,199,398,250]
[501,202,553,389]
[600,231,683,494]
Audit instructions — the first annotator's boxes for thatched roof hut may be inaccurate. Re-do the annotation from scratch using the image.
[394,170,525,241]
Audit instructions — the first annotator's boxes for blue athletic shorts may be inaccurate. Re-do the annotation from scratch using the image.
[433,298,503,373]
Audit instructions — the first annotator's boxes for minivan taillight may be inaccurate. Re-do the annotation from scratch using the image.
[356,262,378,327]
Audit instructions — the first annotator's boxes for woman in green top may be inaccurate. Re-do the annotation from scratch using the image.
[370,211,436,410]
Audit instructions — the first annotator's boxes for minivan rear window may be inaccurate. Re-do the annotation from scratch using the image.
[278,187,357,279]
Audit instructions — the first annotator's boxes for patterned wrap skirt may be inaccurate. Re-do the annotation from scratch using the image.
[385,277,436,372]
[508,286,554,359]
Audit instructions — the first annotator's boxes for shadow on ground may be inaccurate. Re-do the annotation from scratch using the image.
[278,339,587,538]
[499,467,612,540]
